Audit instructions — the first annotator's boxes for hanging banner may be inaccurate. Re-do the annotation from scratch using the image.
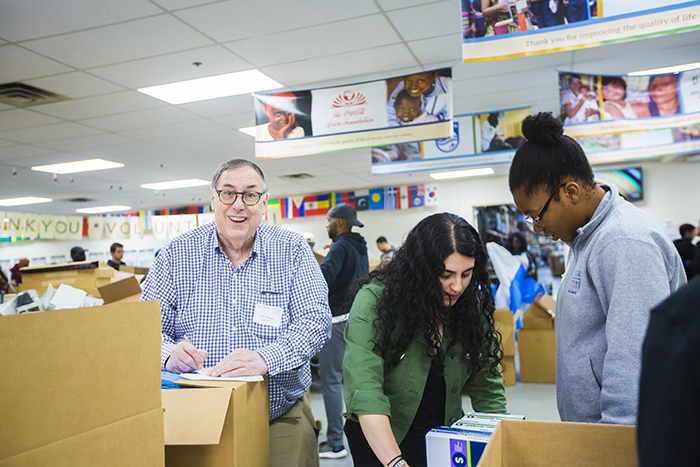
[130,217,144,240]
[88,216,105,241]
[6,212,23,238]
[38,215,55,240]
[253,68,453,159]
[372,108,530,175]
[462,1,700,62]
[559,67,700,163]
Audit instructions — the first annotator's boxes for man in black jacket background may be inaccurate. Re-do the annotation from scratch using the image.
[318,203,369,459]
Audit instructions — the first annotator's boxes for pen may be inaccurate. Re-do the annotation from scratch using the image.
[184,333,191,343]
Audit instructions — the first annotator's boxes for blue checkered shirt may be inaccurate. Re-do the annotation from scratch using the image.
[142,222,331,420]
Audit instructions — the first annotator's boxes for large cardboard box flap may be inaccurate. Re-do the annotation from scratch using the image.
[0,300,162,462]
[163,388,231,445]
[522,293,556,330]
[164,379,270,467]
[517,330,556,384]
[97,275,142,304]
[477,419,638,466]
[0,408,164,467]
[493,308,517,357]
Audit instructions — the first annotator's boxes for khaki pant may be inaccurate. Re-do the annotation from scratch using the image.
[269,397,319,467]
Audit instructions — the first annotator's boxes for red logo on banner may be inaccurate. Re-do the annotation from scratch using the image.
[332,91,366,108]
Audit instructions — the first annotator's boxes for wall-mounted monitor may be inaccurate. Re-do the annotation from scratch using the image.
[593,167,643,202]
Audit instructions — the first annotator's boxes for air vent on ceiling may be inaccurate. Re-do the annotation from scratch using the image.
[0,82,70,108]
[278,173,315,180]
[63,198,96,203]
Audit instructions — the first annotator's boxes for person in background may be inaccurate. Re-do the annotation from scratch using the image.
[142,159,331,467]
[318,203,369,459]
[529,0,557,28]
[673,223,697,280]
[70,246,86,262]
[376,236,396,262]
[482,0,519,35]
[505,231,536,279]
[560,75,597,125]
[0,265,10,295]
[9,258,29,289]
[107,242,126,270]
[343,213,506,467]
[638,275,700,467]
[508,112,686,425]
[302,232,316,250]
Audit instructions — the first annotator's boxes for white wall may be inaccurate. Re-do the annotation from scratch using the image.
[2,160,698,268]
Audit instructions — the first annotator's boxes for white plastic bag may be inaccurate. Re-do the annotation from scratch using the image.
[486,242,523,309]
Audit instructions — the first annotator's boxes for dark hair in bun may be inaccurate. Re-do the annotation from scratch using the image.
[508,112,594,196]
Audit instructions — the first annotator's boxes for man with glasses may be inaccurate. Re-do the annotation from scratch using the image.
[142,159,331,467]
[508,112,685,426]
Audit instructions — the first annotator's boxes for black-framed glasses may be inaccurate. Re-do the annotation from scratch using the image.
[215,189,266,206]
[524,183,564,229]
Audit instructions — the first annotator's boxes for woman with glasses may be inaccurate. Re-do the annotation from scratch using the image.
[342,213,506,467]
[508,112,685,426]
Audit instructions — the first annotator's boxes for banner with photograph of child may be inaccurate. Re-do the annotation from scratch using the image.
[253,68,453,159]
[462,1,700,63]
[558,66,700,163]
[371,107,530,175]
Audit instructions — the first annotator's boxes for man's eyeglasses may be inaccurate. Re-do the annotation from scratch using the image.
[524,183,564,229]
[215,189,266,206]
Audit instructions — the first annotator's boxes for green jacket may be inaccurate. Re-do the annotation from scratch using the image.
[342,280,506,445]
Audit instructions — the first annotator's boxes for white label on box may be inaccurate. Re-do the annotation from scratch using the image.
[253,304,282,327]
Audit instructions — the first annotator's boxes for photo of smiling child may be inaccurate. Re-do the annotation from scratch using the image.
[391,90,439,126]
[386,68,453,126]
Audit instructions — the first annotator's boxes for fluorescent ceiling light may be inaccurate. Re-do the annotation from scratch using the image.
[238,126,257,137]
[76,205,131,214]
[628,61,700,76]
[430,168,495,180]
[138,69,283,105]
[141,179,210,191]
[32,158,124,174]
[0,196,53,207]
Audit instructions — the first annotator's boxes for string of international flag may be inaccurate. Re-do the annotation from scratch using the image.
[268,183,439,219]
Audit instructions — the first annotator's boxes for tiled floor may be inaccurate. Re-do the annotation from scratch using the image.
[313,266,563,466]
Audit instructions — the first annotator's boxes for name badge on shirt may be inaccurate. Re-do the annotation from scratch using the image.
[253,303,283,327]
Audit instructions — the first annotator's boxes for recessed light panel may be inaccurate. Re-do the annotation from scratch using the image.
[0,196,53,206]
[138,70,283,105]
[32,159,124,174]
[76,205,131,214]
[430,168,495,180]
[140,179,210,190]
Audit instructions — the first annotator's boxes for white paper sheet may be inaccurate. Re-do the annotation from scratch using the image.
[179,369,264,382]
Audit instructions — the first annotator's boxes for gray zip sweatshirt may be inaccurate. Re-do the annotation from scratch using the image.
[556,184,686,425]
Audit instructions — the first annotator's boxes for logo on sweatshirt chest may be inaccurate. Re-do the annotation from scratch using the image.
[568,270,582,295]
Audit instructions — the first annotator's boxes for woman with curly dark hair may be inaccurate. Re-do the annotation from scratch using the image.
[342,212,506,467]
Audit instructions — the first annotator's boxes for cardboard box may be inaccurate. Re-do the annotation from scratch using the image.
[120,265,150,275]
[518,293,556,384]
[549,253,565,277]
[0,300,164,467]
[493,308,519,386]
[97,276,143,304]
[163,379,270,467]
[18,261,117,298]
[477,419,638,466]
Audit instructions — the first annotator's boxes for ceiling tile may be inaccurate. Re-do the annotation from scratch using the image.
[226,15,399,67]
[120,119,230,141]
[150,0,220,9]
[21,15,214,69]
[80,106,200,132]
[23,72,126,99]
[177,94,255,118]
[88,45,253,89]
[0,144,57,164]
[0,109,62,131]
[0,122,104,144]
[408,34,461,66]
[34,133,139,153]
[386,2,461,41]
[261,44,417,87]
[210,112,256,130]
[377,0,442,11]
[0,45,73,83]
[0,0,163,42]
[30,91,166,120]
[174,0,379,43]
